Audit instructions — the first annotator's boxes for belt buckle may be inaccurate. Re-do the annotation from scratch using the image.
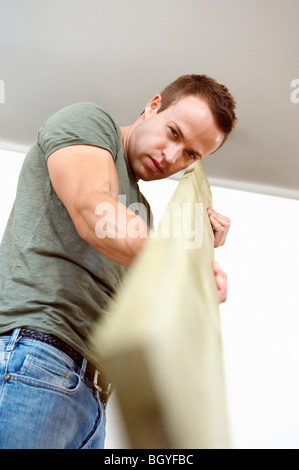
[93,369,112,404]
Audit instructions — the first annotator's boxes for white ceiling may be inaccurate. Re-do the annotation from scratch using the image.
[0,0,298,198]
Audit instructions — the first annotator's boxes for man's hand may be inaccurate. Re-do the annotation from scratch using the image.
[207,207,230,247]
[212,261,227,303]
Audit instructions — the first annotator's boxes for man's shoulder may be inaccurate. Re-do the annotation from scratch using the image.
[47,102,116,124]
[39,102,120,142]
[37,101,122,161]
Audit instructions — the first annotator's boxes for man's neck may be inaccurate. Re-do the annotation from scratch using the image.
[120,113,145,160]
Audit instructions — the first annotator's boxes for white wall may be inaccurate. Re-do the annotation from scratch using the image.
[1,149,299,449]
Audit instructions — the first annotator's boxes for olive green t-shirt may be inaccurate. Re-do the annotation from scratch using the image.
[0,102,151,367]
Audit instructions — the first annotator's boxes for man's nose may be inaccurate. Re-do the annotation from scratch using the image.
[162,143,181,164]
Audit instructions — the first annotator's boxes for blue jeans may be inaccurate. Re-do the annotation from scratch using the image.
[0,328,106,449]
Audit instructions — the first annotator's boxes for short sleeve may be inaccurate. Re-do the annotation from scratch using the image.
[37,102,120,161]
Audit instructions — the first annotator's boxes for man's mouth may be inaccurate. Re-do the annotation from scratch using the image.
[148,157,164,174]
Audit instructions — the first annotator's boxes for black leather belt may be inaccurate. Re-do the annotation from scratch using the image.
[2,328,112,405]
[19,328,83,366]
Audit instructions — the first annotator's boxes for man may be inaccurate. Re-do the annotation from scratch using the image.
[0,74,236,449]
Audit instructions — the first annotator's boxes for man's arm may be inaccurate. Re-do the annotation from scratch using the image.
[47,145,228,301]
[47,144,150,267]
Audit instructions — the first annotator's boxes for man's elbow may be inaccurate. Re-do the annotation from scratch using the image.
[72,211,91,245]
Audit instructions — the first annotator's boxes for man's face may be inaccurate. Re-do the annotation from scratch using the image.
[127,95,225,181]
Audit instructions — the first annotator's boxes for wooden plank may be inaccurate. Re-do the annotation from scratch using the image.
[90,161,231,449]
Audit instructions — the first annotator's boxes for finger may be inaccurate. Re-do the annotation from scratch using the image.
[211,219,226,247]
[215,273,227,303]
[212,261,228,302]
[216,272,225,289]
[212,260,227,279]
[210,213,223,230]
[208,210,230,247]
[212,260,221,272]
[207,207,230,222]
[208,208,230,228]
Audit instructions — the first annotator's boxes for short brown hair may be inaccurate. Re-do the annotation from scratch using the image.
[158,74,237,138]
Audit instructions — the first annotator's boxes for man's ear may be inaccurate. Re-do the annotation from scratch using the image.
[144,94,162,117]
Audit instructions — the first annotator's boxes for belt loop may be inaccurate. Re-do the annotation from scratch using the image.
[80,357,87,378]
[6,328,21,352]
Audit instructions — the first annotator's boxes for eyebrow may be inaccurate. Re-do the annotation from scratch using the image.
[174,122,203,159]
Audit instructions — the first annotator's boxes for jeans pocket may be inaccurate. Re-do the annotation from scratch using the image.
[11,353,81,394]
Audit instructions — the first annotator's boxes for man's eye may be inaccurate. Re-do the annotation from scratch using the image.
[187,150,196,159]
[170,127,178,138]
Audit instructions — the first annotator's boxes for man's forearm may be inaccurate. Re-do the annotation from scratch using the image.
[74,191,150,266]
